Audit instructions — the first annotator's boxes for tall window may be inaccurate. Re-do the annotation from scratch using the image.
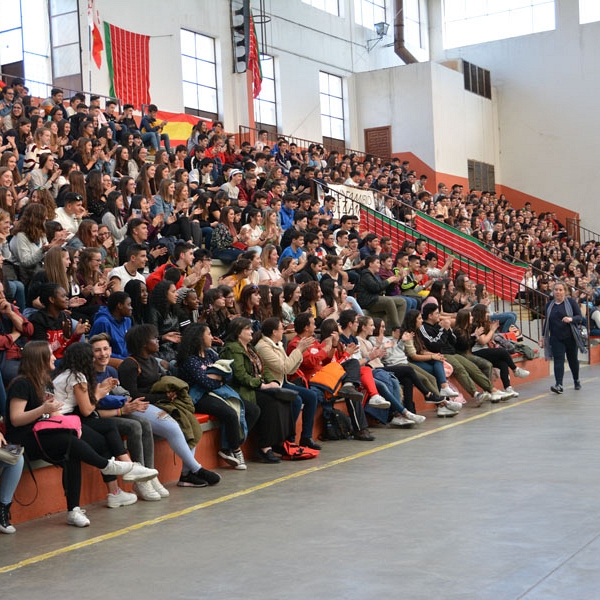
[404,0,424,49]
[354,0,386,28]
[50,0,82,92]
[580,0,600,24]
[302,0,339,16]
[254,54,277,133]
[443,0,555,49]
[0,0,53,97]
[319,71,345,145]
[180,29,218,120]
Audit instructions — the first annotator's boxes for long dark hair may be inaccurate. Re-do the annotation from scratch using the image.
[124,279,150,325]
[453,308,471,339]
[55,342,97,406]
[402,309,426,353]
[105,191,124,226]
[149,280,176,319]
[320,278,336,308]
[177,322,211,364]
[12,341,53,403]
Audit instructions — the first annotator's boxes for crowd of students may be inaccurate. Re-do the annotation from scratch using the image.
[2,80,583,536]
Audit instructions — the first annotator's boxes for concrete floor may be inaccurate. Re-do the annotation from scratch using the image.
[1,364,600,600]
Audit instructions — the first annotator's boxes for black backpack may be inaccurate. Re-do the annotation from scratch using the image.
[320,408,353,441]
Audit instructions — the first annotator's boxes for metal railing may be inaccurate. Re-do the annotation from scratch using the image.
[566,217,600,245]
[0,72,121,109]
[322,183,548,345]
[238,125,366,159]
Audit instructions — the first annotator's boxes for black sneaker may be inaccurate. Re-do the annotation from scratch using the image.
[424,392,445,404]
[574,380,582,390]
[300,437,322,451]
[336,384,364,403]
[177,471,208,488]
[550,384,564,394]
[258,448,281,463]
[353,428,375,441]
[195,468,221,486]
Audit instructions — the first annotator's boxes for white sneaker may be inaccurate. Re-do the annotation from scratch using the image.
[403,410,426,424]
[491,389,514,402]
[218,449,241,468]
[107,488,138,508]
[440,387,459,398]
[101,458,134,477]
[232,449,247,471]
[369,394,391,409]
[444,400,463,412]
[67,506,90,527]
[390,416,414,427]
[133,480,161,502]
[150,477,170,498]
[474,392,491,407]
[505,386,519,398]
[514,367,530,378]
[437,406,458,418]
[122,462,159,482]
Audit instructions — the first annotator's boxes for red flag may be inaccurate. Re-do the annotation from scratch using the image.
[248,13,262,99]
[88,0,103,69]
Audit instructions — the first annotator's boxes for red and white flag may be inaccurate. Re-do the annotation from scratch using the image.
[104,22,151,107]
[87,0,104,69]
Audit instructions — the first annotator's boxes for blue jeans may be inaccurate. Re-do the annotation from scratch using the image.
[401,295,418,311]
[0,455,24,504]
[372,368,405,414]
[493,311,517,333]
[412,359,447,387]
[346,295,364,316]
[212,247,244,264]
[148,131,170,153]
[283,382,318,440]
[201,226,213,249]
[6,280,25,311]
[133,404,201,474]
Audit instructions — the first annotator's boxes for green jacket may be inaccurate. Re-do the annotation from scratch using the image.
[220,341,275,403]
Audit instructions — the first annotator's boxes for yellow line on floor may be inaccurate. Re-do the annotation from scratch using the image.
[0,385,585,575]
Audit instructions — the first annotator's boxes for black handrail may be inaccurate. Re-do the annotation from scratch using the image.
[566,217,600,245]
[238,125,366,159]
[321,182,548,345]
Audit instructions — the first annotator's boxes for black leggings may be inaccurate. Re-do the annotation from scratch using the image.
[195,394,261,449]
[25,431,109,511]
[384,364,431,413]
[80,418,128,483]
[473,348,517,389]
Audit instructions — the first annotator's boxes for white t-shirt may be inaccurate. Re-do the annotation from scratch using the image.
[108,265,146,289]
[54,370,87,414]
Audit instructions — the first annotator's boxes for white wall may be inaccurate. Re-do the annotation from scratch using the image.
[78,0,404,148]
[353,60,498,178]
[354,63,435,166]
[427,0,600,228]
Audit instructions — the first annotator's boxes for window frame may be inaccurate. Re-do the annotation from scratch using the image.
[442,0,555,49]
[301,0,340,17]
[180,28,219,122]
[319,71,345,145]
[253,53,277,131]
